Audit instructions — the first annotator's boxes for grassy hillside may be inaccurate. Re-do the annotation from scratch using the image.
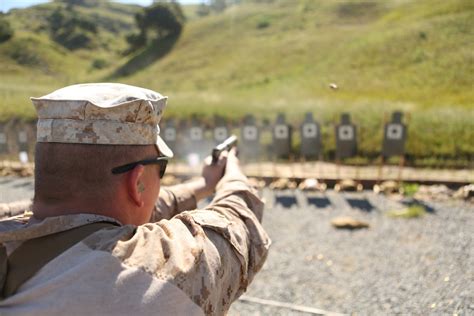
[128,0,473,112]
[0,0,138,119]
[0,0,472,166]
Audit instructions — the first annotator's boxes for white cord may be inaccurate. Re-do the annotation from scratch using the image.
[239,295,346,316]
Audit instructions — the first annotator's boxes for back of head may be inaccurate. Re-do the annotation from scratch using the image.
[31,83,173,206]
[34,143,152,203]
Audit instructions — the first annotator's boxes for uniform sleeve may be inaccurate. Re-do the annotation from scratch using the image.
[114,173,271,315]
[150,184,198,221]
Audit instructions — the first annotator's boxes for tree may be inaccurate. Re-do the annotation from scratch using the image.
[196,3,211,17]
[53,0,99,8]
[0,14,13,43]
[126,2,185,51]
[210,0,227,12]
[208,0,243,13]
[47,8,98,50]
[143,2,184,38]
[58,0,86,5]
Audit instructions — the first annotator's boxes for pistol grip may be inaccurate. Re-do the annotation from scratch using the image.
[212,149,220,164]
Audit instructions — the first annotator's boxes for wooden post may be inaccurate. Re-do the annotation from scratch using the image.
[289,154,295,179]
[317,154,323,184]
[377,156,385,185]
[397,155,405,185]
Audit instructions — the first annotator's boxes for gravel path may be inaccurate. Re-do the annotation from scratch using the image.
[1,178,473,315]
[0,177,34,203]
[229,189,474,315]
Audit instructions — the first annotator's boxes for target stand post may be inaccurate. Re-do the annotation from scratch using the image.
[334,113,360,192]
[374,111,408,194]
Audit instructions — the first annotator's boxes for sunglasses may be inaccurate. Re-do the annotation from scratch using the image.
[111,156,169,178]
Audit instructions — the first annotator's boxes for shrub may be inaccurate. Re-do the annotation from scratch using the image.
[8,40,41,66]
[47,8,97,50]
[256,18,270,29]
[0,15,13,43]
[91,58,108,69]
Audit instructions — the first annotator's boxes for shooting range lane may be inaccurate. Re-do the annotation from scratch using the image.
[0,110,471,182]
[335,113,357,160]
[0,123,8,155]
[300,112,322,160]
[272,113,292,159]
[229,189,473,315]
[382,111,407,158]
[213,115,230,143]
[162,118,177,154]
[239,114,260,161]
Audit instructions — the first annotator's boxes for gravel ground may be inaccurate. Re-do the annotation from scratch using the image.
[229,189,474,315]
[0,177,34,203]
[1,178,473,315]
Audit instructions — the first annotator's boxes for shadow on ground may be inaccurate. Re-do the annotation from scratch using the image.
[275,195,297,208]
[346,198,374,212]
[307,196,331,208]
[401,198,436,213]
[111,35,179,77]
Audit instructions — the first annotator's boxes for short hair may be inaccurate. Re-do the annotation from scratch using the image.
[34,143,156,204]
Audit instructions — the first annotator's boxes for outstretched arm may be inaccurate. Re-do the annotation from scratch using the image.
[121,149,270,314]
[150,153,227,221]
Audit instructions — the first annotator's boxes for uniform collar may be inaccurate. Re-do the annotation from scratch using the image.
[0,213,122,243]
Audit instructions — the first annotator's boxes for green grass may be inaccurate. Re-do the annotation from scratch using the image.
[402,183,420,197]
[0,0,472,167]
[387,205,427,219]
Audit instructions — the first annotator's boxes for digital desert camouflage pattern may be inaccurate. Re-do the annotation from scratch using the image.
[0,171,270,315]
[31,83,173,157]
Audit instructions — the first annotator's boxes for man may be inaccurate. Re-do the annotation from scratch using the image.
[0,83,270,315]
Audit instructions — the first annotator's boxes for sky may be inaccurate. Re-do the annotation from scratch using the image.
[0,0,206,12]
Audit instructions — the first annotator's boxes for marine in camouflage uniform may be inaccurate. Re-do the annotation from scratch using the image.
[0,83,271,315]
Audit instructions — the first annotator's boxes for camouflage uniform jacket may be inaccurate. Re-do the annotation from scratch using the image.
[0,173,270,315]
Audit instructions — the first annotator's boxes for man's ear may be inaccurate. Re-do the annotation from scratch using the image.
[127,165,145,207]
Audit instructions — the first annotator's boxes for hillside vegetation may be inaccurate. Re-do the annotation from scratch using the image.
[0,0,472,166]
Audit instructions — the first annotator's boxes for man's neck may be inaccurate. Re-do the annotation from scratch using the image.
[32,199,120,222]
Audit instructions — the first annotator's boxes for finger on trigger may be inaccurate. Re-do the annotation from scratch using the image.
[204,156,212,165]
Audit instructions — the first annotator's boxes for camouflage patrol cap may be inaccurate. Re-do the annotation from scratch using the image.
[31,83,173,158]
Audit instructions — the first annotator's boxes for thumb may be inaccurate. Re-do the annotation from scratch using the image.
[227,147,238,160]
[226,147,240,168]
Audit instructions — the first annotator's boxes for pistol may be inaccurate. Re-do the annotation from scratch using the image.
[212,135,238,164]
